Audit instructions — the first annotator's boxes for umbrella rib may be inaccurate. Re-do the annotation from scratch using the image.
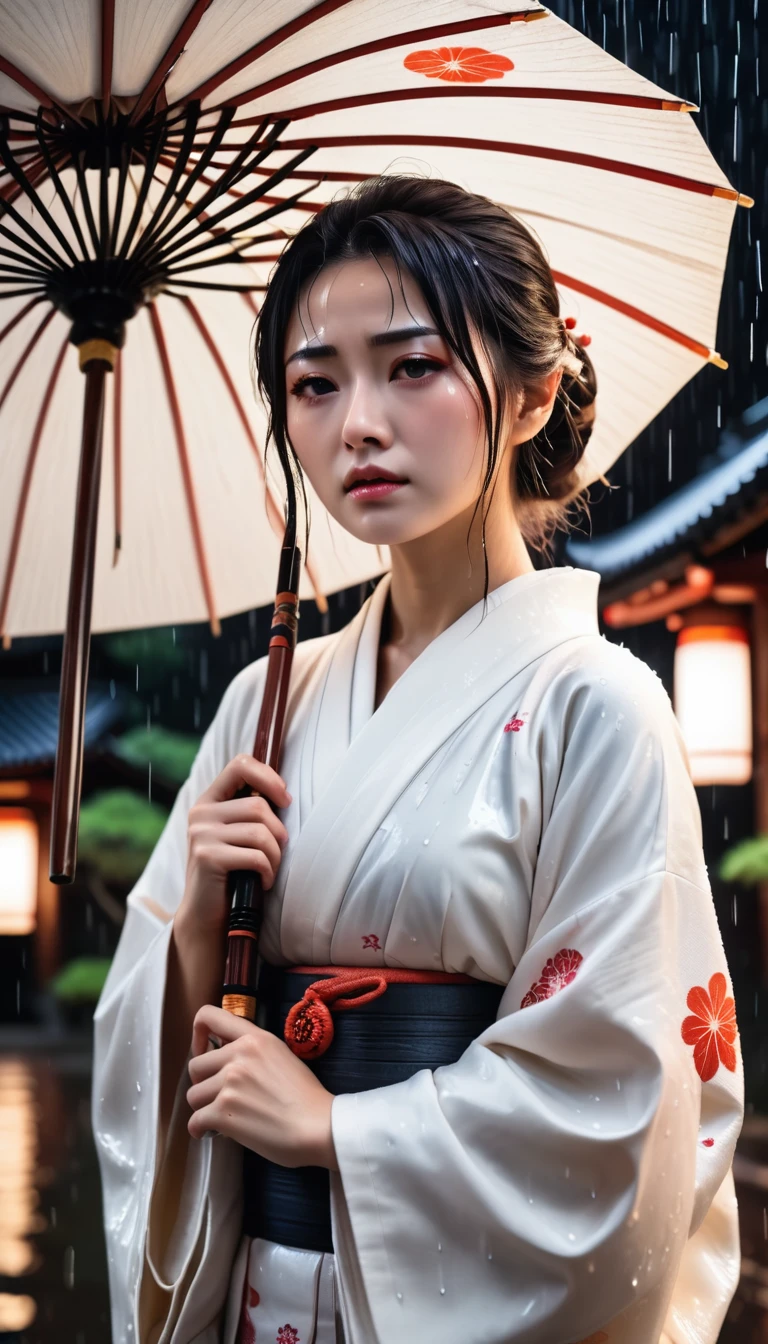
[134,116,279,272]
[0,55,56,112]
[163,279,266,292]
[115,120,170,261]
[177,0,358,108]
[124,101,203,266]
[148,145,318,274]
[34,120,91,262]
[203,13,689,119]
[0,334,69,642]
[269,85,697,124]
[176,292,288,542]
[128,107,243,270]
[278,134,748,204]
[72,150,102,256]
[147,302,221,636]
[0,296,45,346]
[174,295,330,613]
[0,307,56,415]
[102,0,116,116]
[112,348,122,565]
[131,0,217,125]
[0,133,73,268]
[551,269,727,366]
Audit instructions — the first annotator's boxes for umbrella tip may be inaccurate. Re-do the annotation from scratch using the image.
[708,350,729,371]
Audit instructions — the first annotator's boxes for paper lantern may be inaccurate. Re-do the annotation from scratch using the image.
[0,809,38,936]
[674,624,752,786]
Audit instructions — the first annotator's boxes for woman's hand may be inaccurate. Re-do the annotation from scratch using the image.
[187,1004,339,1172]
[176,755,292,939]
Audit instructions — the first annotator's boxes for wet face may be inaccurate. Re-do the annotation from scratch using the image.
[283,255,495,548]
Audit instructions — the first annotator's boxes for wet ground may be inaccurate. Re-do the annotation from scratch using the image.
[0,1031,767,1343]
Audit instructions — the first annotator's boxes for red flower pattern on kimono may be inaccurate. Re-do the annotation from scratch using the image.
[681,972,738,1082]
[238,1282,260,1344]
[521,948,583,1009]
[276,1329,300,1344]
[361,933,381,950]
[504,716,525,733]
[701,1137,715,1147]
[404,46,514,83]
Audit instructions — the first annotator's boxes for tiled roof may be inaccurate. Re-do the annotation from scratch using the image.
[0,685,122,769]
[566,398,768,583]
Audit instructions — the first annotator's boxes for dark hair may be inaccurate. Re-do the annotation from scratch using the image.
[253,174,597,586]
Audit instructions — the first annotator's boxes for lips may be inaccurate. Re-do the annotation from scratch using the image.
[344,471,408,492]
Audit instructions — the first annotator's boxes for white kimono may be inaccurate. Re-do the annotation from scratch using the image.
[93,566,743,1344]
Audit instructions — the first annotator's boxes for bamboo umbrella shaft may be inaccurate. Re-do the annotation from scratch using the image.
[50,354,111,883]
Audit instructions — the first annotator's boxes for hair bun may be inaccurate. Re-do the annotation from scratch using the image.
[516,334,597,505]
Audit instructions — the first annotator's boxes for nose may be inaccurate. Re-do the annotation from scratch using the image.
[341,377,393,452]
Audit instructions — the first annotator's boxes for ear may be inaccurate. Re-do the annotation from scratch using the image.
[509,368,563,446]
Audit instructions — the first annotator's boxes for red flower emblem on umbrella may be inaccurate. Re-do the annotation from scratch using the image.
[521,948,583,1009]
[276,1328,300,1344]
[404,46,514,84]
[681,972,738,1082]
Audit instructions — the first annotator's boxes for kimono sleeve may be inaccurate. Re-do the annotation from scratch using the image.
[330,645,744,1344]
[92,656,267,1344]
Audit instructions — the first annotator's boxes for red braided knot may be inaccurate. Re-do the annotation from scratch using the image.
[283,965,477,1060]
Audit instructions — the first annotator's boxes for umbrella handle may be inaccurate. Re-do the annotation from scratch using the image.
[221,541,301,1020]
[50,347,115,884]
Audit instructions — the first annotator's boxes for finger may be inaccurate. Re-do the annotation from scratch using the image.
[192,1003,257,1059]
[187,1036,238,1083]
[218,822,283,874]
[187,1072,222,1113]
[189,1097,233,1142]
[200,755,292,808]
[197,796,290,845]
[191,841,278,888]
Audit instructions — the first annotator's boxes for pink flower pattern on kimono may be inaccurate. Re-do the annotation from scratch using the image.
[276,1328,300,1344]
[521,948,583,1009]
[504,713,526,732]
[361,933,381,950]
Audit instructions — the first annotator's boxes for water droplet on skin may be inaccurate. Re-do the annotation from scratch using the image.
[136,1081,141,1093]
[396,1292,403,1301]
[632,1277,639,1288]
[587,1262,595,1274]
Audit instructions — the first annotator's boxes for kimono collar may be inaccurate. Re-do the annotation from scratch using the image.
[282,565,600,961]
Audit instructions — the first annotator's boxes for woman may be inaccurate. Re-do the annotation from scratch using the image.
[93,176,743,1344]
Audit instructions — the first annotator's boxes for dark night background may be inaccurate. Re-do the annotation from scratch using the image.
[0,1,766,1339]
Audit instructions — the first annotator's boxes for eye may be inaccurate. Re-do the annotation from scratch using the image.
[394,357,443,381]
[287,354,443,400]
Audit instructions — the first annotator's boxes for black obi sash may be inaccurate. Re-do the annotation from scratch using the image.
[241,962,505,1254]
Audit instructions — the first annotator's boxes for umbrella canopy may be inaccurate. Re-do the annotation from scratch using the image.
[0,0,748,881]
[0,0,748,639]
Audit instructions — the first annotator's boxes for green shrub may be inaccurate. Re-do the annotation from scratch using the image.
[77,789,168,885]
[720,835,768,886]
[49,957,112,1002]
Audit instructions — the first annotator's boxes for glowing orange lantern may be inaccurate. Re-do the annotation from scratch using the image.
[0,808,39,936]
[673,619,752,786]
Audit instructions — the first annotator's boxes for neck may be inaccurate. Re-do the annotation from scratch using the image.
[385,492,534,659]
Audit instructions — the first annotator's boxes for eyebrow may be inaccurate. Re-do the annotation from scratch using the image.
[285,325,441,367]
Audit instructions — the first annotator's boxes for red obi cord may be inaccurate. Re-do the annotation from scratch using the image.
[284,965,478,1061]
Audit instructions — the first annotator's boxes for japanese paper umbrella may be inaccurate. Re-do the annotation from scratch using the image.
[0,0,748,882]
